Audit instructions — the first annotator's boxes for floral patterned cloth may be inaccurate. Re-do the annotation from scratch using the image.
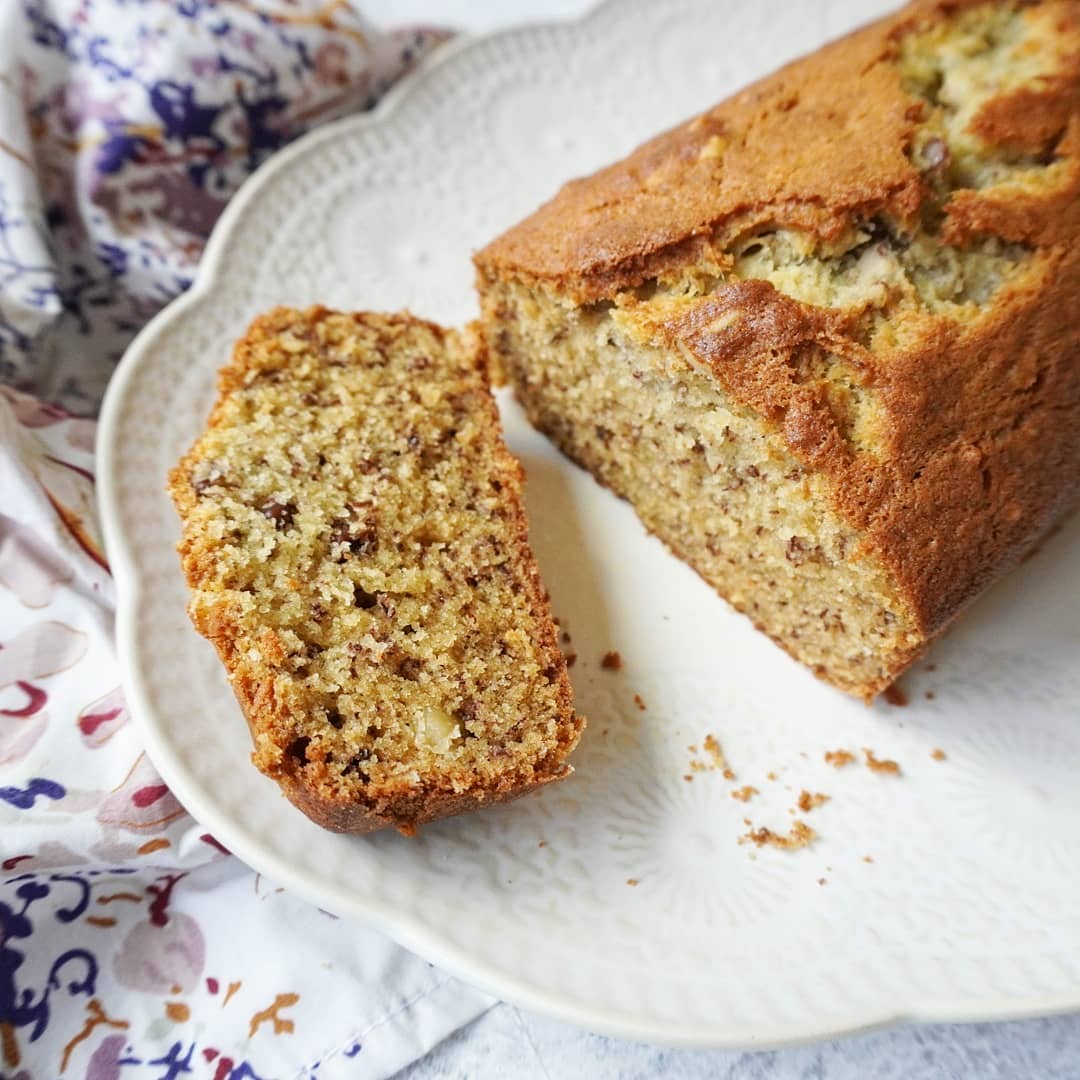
[0,4,496,1078]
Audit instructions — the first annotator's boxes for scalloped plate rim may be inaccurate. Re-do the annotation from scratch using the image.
[94,0,1080,1048]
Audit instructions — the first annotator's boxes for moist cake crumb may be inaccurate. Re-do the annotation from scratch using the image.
[168,307,583,835]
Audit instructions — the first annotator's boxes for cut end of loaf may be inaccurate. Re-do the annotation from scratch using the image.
[480,280,924,698]
[169,307,583,834]
[476,0,1080,698]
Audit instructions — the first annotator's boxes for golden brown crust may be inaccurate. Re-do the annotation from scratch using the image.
[477,0,1080,649]
[169,307,581,835]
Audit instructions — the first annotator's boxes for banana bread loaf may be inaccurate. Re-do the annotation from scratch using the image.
[169,308,583,834]
[476,0,1080,699]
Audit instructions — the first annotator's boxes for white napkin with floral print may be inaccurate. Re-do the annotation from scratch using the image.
[0,4,495,1078]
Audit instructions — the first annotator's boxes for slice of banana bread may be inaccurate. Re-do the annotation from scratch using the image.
[169,308,583,834]
[476,0,1080,699]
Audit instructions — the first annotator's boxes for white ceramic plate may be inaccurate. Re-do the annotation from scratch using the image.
[97,0,1080,1048]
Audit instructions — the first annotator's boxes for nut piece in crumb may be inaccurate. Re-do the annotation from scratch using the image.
[601,650,622,671]
[731,785,758,803]
[825,748,856,768]
[863,748,902,775]
[931,747,947,761]
[740,820,816,850]
[797,790,830,812]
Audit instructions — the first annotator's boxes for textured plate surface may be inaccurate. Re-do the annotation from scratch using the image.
[97,0,1080,1048]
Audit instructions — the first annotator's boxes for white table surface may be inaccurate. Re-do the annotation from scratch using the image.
[361,2,1080,1075]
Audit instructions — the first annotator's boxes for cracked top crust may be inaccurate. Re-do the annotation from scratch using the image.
[477,0,1080,635]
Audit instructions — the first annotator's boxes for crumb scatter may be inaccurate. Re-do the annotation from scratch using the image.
[731,785,758,803]
[740,820,816,850]
[601,650,622,671]
[825,749,856,768]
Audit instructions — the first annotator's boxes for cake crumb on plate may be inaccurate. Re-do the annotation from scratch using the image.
[797,790,830,812]
[740,820,816,850]
[825,749,856,767]
[864,749,902,775]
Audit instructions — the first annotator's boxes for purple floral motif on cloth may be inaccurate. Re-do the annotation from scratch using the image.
[2,0,447,415]
[0,5,496,1076]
